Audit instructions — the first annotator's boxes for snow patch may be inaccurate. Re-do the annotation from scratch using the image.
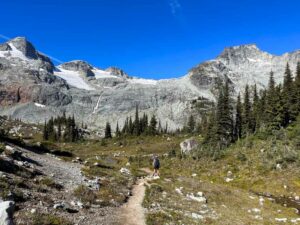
[54,67,95,91]
[129,78,158,85]
[0,43,30,61]
[93,69,119,79]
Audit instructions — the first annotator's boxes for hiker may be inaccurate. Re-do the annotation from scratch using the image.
[152,155,160,177]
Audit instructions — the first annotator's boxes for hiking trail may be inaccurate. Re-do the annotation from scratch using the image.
[119,168,154,225]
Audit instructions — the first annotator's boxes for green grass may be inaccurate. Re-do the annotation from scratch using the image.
[30,213,72,225]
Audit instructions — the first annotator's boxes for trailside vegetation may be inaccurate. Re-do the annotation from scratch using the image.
[200,63,300,153]
[43,113,81,142]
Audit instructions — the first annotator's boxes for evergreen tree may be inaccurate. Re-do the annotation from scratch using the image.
[204,110,217,144]
[295,62,300,113]
[242,85,252,135]
[215,80,234,148]
[129,117,134,135]
[282,63,297,125]
[133,105,141,136]
[252,84,260,132]
[116,122,121,137]
[57,122,62,141]
[149,115,157,135]
[234,94,242,140]
[105,122,112,139]
[164,122,168,134]
[187,115,196,133]
[43,121,49,140]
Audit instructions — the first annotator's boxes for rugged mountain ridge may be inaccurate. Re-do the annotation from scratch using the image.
[0,37,299,132]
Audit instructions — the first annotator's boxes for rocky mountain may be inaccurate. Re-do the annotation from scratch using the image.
[0,37,299,132]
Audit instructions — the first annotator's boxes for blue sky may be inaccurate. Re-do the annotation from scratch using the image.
[1,0,300,79]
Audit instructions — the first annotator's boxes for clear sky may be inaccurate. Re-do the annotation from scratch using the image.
[1,0,300,79]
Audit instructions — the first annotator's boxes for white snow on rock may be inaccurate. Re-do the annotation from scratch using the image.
[93,69,119,79]
[129,78,158,85]
[54,67,95,91]
[0,43,29,61]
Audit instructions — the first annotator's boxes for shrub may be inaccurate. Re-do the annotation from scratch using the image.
[31,213,71,225]
[73,185,96,204]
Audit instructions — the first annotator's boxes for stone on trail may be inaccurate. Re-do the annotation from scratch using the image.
[0,201,15,225]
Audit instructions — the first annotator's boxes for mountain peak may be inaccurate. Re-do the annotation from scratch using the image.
[60,60,93,71]
[219,44,261,56]
[8,37,38,59]
[105,67,128,78]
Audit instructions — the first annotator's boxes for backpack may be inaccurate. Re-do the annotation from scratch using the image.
[153,158,160,168]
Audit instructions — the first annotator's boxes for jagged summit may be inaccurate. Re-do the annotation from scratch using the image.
[59,60,94,72]
[105,67,129,78]
[0,37,54,72]
[8,37,38,59]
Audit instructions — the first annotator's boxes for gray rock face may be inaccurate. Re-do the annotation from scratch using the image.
[189,44,300,93]
[0,37,299,133]
[60,60,95,77]
[0,44,12,51]
[105,67,129,78]
[9,37,38,59]
[0,201,15,225]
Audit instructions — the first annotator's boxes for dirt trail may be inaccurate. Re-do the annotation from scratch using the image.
[9,143,155,225]
[119,168,154,225]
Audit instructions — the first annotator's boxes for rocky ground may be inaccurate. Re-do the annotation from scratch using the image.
[0,142,133,225]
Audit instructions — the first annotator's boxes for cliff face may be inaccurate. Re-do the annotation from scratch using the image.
[0,37,299,131]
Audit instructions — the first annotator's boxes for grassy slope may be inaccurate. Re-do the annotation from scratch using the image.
[2,117,300,224]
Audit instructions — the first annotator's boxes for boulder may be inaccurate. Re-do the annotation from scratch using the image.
[120,168,131,175]
[0,201,15,225]
[180,138,198,155]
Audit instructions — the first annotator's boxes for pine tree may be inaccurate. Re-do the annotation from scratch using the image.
[204,110,217,144]
[282,63,296,125]
[43,121,49,140]
[116,122,121,137]
[149,115,157,135]
[252,84,260,131]
[234,94,242,140]
[57,122,62,141]
[242,85,252,135]
[105,122,112,139]
[215,80,234,148]
[187,115,196,133]
[164,122,168,134]
[133,105,141,136]
[295,62,300,113]
[129,117,134,135]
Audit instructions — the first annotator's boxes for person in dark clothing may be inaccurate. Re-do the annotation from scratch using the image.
[152,155,160,177]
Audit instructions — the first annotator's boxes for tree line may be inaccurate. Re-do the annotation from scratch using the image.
[201,62,300,150]
[104,105,168,138]
[43,113,81,142]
